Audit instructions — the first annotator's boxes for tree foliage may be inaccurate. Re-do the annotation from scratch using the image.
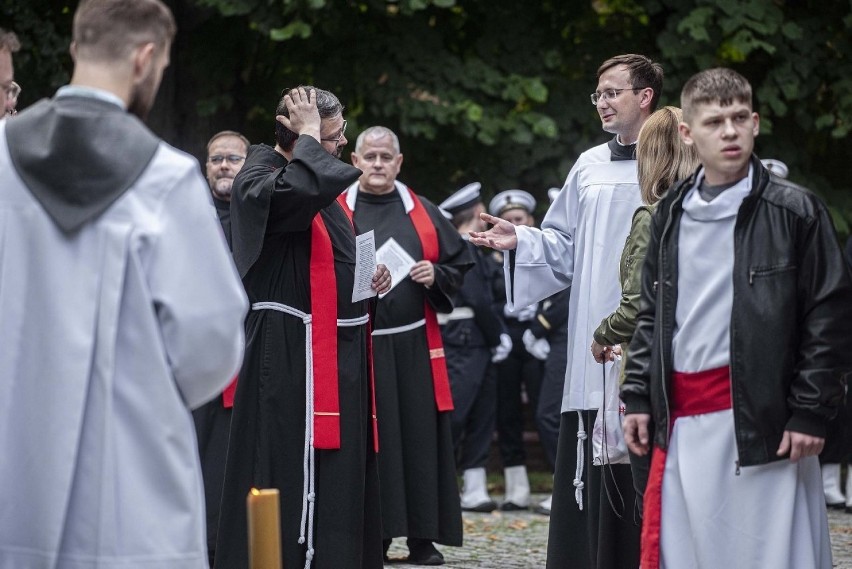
[4,0,852,233]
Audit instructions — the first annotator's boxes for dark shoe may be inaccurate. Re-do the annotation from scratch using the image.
[462,499,497,513]
[845,505,852,515]
[406,539,445,566]
[500,501,529,511]
[828,501,846,510]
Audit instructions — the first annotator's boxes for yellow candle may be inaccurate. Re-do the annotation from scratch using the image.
[247,488,283,569]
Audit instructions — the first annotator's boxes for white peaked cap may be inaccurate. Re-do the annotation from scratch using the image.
[439,182,482,215]
[761,159,789,179]
[489,189,536,217]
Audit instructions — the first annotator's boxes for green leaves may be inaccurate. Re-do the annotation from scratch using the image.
[9,0,851,233]
[269,20,312,40]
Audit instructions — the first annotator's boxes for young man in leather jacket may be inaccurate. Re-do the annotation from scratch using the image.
[621,68,852,569]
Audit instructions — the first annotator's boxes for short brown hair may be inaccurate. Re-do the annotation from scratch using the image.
[72,0,176,62]
[0,28,21,53]
[637,106,699,205]
[598,54,664,111]
[681,68,752,124]
[207,130,250,155]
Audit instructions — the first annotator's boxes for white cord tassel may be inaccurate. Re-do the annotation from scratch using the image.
[299,317,316,569]
[574,411,587,510]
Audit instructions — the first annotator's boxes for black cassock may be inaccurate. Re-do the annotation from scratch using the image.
[351,189,472,545]
[191,195,235,567]
[215,138,384,569]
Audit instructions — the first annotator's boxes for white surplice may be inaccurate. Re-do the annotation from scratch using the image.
[661,410,831,569]
[506,142,642,411]
[660,169,831,569]
[0,126,248,568]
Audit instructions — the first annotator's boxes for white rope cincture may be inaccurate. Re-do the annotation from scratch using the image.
[574,411,587,511]
[371,318,426,336]
[302,318,316,569]
[251,302,369,569]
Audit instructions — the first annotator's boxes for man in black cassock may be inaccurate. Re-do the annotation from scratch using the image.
[215,87,391,569]
[339,126,471,565]
[191,129,249,567]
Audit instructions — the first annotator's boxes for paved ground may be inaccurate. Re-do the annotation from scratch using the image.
[384,495,852,568]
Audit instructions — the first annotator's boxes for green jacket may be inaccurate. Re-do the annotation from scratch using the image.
[593,204,655,382]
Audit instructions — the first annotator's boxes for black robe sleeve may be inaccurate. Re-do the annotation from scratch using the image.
[230,137,362,277]
[420,198,474,314]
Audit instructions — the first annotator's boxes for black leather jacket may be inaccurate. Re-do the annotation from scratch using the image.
[622,156,852,466]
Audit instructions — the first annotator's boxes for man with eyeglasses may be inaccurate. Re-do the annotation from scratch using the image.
[471,53,663,569]
[0,28,20,117]
[340,126,472,565]
[204,130,249,246]
[216,87,391,569]
[187,129,250,567]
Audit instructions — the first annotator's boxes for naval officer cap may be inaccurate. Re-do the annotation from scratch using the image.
[439,182,482,216]
[761,159,789,179]
[489,189,536,217]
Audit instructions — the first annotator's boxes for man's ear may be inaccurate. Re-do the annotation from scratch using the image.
[132,42,156,80]
[350,152,361,167]
[395,153,404,168]
[752,112,760,137]
[69,41,77,62]
[678,122,694,146]
[639,88,654,110]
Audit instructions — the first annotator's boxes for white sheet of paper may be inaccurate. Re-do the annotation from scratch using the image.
[352,230,378,303]
[376,237,417,299]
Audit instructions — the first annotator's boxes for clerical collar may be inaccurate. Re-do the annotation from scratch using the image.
[698,179,738,202]
[608,135,636,161]
[56,85,127,110]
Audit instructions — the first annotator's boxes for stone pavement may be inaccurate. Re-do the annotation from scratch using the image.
[384,495,852,568]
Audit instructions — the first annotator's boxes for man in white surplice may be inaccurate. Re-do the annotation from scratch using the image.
[0,1,248,568]
[471,54,663,569]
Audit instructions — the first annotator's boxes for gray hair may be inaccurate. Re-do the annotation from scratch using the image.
[355,126,400,154]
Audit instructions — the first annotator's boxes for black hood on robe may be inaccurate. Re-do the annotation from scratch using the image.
[6,95,160,233]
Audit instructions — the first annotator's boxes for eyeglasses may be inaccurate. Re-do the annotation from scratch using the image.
[590,87,639,105]
[3,81,20,100]
[208,154,245,165]
[320,120,347,144]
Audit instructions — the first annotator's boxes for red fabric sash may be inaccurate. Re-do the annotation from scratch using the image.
[222,375,238,408]
[310,214,341,449]
[641,365,732,569]
[407,192,454,412]
[336,197,380,453]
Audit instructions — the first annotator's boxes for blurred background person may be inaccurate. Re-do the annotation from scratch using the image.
[532,187,572,516]
[191,128,249,567]
[488,189,549,511]
[439,182,511,513]
[203,129,249,247]
[0,1,248,566]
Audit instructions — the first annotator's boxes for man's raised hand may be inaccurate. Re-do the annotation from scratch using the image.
[275,87,321,142]
[468,213,518,251]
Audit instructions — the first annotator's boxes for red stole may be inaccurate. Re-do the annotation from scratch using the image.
[335,200,380,452]
[337,189,454,412]
[641,365,732,569]
[309,213,341,449]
